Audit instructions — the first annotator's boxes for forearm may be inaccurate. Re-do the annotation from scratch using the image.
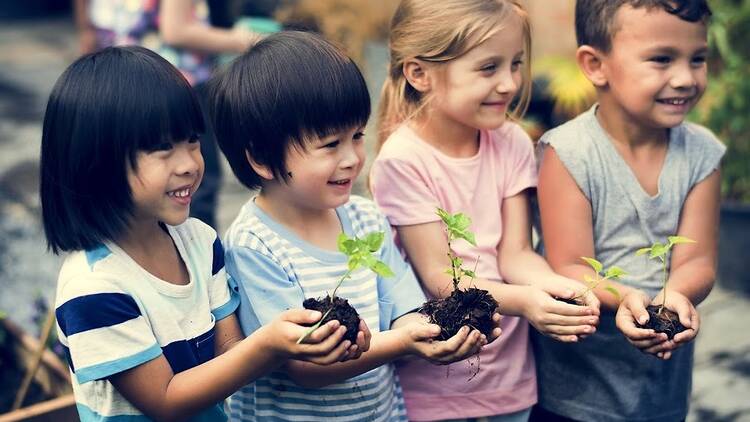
[160,23,246,54]
[285,330,408,388]
[161,326,284,419]
[664,258,715,305]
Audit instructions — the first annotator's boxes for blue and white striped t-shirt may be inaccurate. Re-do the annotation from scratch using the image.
[54,218,239,422]
[224,195,426,421]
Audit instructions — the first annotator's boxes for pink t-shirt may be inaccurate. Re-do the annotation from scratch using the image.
[370,122,538,421]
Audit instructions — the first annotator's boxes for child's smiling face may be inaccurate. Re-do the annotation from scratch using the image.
[427,14,525,134]
[278,125,366,211]
[598,5,708,129]
[127,138,204,226]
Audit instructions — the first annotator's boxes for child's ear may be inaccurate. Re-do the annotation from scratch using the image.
[576,45,607,88]
[403,59,431,93]
[246,150,274,181]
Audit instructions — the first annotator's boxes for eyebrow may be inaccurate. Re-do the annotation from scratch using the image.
[643,45,708,56]
[476,50,525,62]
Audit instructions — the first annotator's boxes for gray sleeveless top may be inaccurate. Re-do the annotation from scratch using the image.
[532,105,725,422]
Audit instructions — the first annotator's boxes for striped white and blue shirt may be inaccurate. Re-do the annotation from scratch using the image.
[54,218,239,422]
[224,195,426,421]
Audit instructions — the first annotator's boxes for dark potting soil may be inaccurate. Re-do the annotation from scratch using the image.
[303,295,360,343]
[419,287,498,341]
[637,305,686,340]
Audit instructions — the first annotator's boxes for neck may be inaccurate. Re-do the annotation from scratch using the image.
[116,217,171,256]
[411,110,480,158]
[596,98,669,148]
[255,190,340,240]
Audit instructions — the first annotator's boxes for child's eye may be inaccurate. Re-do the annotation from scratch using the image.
[511,60,524,71]
[353,132,365,141]
[188,133,201,143]
[480,64,497,73]
[691,56,707,65]
[649,56,671,64]
[322,140,340,149]
[149,142,174,152]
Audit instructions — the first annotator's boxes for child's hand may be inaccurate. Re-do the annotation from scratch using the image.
[615,290,673,360]
[486,312,503,344]
[394,314,487,365]
[523,284,600,343]
[266,309,351,365]
[652,289,700,347]
[340,319,372,362]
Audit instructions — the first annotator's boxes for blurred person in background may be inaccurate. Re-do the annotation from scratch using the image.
[74,0,260,229]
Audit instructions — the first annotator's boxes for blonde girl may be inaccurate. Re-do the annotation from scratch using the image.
[370,1,601,421]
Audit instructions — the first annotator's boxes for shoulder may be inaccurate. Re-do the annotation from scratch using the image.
[488,121,534,154]
[539,110,596,152]
[343,195,387,228]
[679,121,727,156]
[56,248,133,307]
[377,124,430,162]
[223,201,279,258]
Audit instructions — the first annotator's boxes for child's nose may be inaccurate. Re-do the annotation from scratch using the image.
[175,144,203,175]
[495,69,517,95]
[339,142,361,169]
[670,64,698,90]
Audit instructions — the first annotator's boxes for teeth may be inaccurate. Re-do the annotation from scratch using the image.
[168,188,190,198]
[661,98,688,105]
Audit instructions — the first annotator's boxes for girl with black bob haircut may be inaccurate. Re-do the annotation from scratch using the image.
[40,46,352,422]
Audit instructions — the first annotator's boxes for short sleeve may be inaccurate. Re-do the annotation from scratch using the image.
[376,216,427,330]
[55,277,161,383]
[539,126,593,201]
[685,124,726,187]
[224,246,305,335]
[370,156,441,226]
[501,126,538,197]
[207,236,239,321]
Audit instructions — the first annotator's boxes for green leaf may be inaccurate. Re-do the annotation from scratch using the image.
[604,286,621,300]
[580,257,603,274]
[635,247,652,257]
[456,230,477,246]
[463,269,476,278]
[436,208,452,225]
[337,233,356,255]
[365,231,385,252]
[371,260,395,278]
[649,242,667,259]
[348,256,362,271]
[667,235,696,247]
[453,213,472,231]
[444,268,455,276]
[605,266,626,279]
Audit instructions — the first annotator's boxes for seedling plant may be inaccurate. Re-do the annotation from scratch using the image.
[297,231,393,344]
[563,257,623,304]
[634,235,696,339]
[419,208,498,341]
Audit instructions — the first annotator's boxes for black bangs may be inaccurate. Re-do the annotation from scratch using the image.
[210,31,371,190]
[661,0,712,22]
[40,46,204,253]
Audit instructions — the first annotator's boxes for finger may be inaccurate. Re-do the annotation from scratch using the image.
[548,333,579,343]
[673,328,697,344]
[411,323,443,342]
[302,326,346,355]
[628,301,650,327]
[544,314,600,327]
[282,309,324,325]
[311,339,351,365]
[304,320,341,344]
[452,329,483,360]
[434,326,471,356]
[632,335,669,350]
[488,327,503,343]
[546,301,598,317]
[544,324,596,336]
[540,284,577,301]
[666,301,694,329]
[643,340,676,354]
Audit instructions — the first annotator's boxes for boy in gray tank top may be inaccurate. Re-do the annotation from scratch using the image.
[531,1,725,421]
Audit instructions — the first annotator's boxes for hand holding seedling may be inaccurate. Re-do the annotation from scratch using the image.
[391,312,495,365]
[616,236,699,360]
[297,232,393,351]
[265,309,352,365]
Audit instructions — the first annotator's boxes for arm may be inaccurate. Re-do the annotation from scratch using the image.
[112,311,349,422]
[160,0,258,54]
[539,147,641,310]
[284,312,484,388]
[73,0,96,54]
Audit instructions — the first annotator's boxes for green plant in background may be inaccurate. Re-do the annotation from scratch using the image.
[577,257,623,301]
[297,232,394,343]
[436,208,478,290]
[636,236,696,315]
[693,0,750,203]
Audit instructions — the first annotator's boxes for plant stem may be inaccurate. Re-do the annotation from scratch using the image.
[330,268,353,300]
[659,257,667,316]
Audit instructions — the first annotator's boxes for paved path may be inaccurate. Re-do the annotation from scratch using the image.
[0,17,747,422]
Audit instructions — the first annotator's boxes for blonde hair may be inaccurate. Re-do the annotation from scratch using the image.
[376,0,532,150]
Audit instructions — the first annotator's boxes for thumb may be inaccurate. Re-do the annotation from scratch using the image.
[281,308,323,325]
[411,323,442,341]
[540,283,576,300]
[630,297,650,326]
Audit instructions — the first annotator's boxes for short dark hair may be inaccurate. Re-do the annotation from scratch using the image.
[575,0,712,52]
[40,46,204,254]
[209,31,370,190]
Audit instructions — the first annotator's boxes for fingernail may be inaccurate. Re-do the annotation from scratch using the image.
[638,316,647,324]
